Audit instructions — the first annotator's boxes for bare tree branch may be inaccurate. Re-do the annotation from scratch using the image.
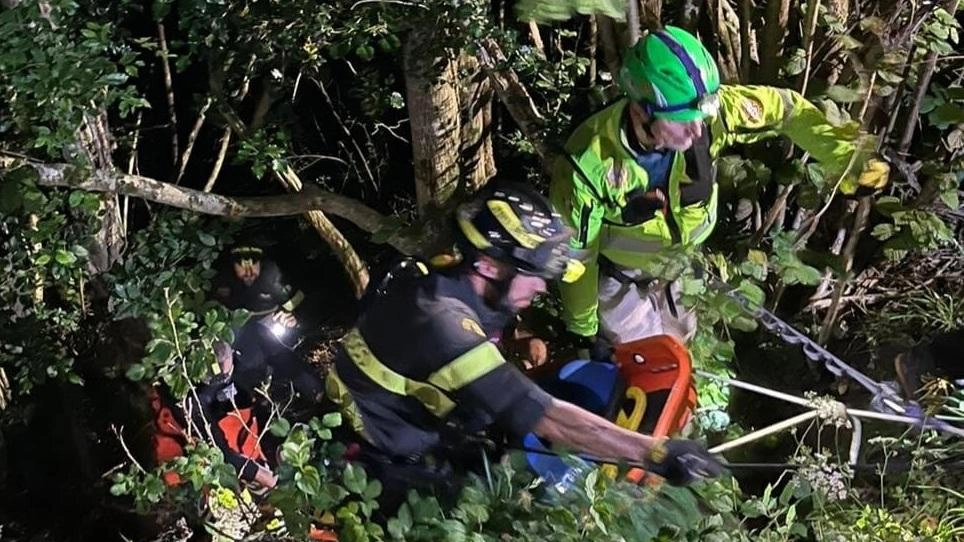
[203,128,232,192]
[0,155,420,255]
[528,20,546,57]
[176,97,212,184]
[477,38,549,160]
[157,22,179,176]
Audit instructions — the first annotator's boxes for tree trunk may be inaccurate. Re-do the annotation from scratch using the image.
[626,0,640,45]
[738,0,752,82]
[404,28,462,215]
[587,15,598,86]
[680,0,706,32]
[77,110,125,274]
[458,54,496,194]
[758,0,790,84]
[597,16,625,80]
[707,0,741,83]
[639,0,662,31]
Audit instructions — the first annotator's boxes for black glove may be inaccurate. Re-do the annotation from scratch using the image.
[644,438,724,486]
[572,333,614,363]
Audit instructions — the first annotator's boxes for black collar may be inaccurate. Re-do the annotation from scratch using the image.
[433,272,513,336]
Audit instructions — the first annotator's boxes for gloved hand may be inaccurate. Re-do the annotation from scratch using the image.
[644,438,724,486]
[843,158,890,196]
[572,332,613,363]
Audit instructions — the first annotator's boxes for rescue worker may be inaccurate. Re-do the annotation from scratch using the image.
[550,26,891,354]
[213,244,304,320]
[326,182,723,511]
[212,243,323,403]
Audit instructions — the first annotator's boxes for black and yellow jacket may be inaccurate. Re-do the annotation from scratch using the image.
[327,266,552,458]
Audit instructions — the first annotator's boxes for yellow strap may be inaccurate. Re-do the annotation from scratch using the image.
[281,290,304,311]
[616,386,647,431]
[602,387,648,480]
[343,329,457,417]
[427,341,505,392]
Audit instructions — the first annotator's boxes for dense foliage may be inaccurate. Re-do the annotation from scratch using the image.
[1,0,962,540]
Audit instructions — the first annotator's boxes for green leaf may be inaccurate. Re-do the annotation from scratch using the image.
[322,411,342,428]
[0,181,23,215]
[68,191,84,207]
[875,196,903,217]
[269,417,291,437]
[871,223,896,241]
[342,462,367,494]
[126,364,147,381]
[740,498,767,518]
[940,189,960,210]
[71,244,89,258]
[54,249,77,266]
[296,465,322,495]
[363,479,382,500]
[825,85,864,103]
[35,253,52,266]
[102,73,129,85]
[836,35,863,50]
[355,44,375,61]
[783,48,807,76]
[387,517,408,540]
[197,232,217,247]
[929,103,964,128]
[789,522,809,538]
[514,0,626,23]
[736,280,766,307]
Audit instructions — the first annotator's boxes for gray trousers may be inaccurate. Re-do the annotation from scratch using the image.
[597,267,697,345]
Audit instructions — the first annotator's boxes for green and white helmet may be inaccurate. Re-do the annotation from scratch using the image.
[619,26,721,122]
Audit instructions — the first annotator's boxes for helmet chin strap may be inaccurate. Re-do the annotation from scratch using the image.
[472,261,518,315]
[627,103,659,152]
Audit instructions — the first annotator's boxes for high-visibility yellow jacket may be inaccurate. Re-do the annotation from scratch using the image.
[550,85,873,337]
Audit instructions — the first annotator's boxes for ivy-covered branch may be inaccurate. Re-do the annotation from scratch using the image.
[0,155,420,254]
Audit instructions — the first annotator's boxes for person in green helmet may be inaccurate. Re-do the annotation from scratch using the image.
[550,25,890,355]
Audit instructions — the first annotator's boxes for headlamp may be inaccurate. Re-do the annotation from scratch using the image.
[643,91,720,118]
[696,92,720,116]
[269,322,288,338]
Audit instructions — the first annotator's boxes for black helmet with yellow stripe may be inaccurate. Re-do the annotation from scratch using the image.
[455,182,585,284]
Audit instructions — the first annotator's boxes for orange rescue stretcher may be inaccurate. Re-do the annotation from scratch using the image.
[523,334,698,487]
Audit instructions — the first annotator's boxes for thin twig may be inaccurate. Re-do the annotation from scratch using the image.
[111,424,146,473]
[313,78,378,190]
[528,20,546,57]
[372,120,410,144]
[799,0,823,96]
[156,22,178,177]
[203,128,231,193]
[163,288,216,444]
[123,111,142,233]
[175,97,212,184]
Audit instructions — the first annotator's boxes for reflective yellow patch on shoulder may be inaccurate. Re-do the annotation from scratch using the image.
[461,318,485,337]
[741,97,764,123]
